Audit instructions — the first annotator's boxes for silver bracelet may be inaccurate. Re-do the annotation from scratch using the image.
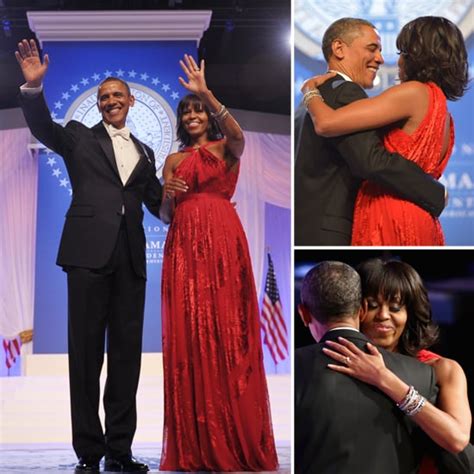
[303,88,324,107]
[407,395,426,417]
[216,109,230,121]
[397,385,416,411]
[396,385,426,416]
[210,104,227,119]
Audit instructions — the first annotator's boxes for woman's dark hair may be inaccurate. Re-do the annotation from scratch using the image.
[356,258,439,357]
[396,16,469,100]
[176,94,223,148]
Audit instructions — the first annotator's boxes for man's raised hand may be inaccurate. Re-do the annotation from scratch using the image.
[15,39,49,87]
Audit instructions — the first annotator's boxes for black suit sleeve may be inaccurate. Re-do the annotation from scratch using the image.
[326,81,445,217]
[18,90,80,158]
[142,146,162,219]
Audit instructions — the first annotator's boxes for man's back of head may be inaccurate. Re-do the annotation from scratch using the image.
[300,260,361,322]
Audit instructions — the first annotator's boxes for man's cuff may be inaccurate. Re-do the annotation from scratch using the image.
[20,83,43,96]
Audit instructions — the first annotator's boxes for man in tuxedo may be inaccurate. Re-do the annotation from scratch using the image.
[295,261,438,474]
[294,18,446,245]
[16,39,173,472]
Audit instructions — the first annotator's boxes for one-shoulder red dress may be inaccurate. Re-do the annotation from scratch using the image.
[160,142,278,471]
[352,83,453,245]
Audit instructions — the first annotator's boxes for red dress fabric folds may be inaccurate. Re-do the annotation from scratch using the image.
[352,83,453,245]
[160,142,278,471]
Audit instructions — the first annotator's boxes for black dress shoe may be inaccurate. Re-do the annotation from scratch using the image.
[104,456,149,472]
[75,458,100,472]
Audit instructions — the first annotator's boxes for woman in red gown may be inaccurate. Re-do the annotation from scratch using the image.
[158,54,278,472]
[323,258,473,474]
[301,16,469,245]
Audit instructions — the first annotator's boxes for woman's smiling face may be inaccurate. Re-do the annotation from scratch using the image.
[360,294,408,352]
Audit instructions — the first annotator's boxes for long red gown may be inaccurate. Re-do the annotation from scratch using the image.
[160,142,278,471]
[417,349,442,474]
[352,83,453,245]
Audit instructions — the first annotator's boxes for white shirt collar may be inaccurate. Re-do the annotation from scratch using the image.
[326,326,359,333]
[328,69,353,83]
[102,121,126,133]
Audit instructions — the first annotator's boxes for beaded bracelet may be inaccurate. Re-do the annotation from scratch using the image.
[216,109,230,121]
[303,88,324,107]
[210,104,228,120]
[396,385,426,417]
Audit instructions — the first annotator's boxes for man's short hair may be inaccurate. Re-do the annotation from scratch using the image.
[322,17,376,62]
[97,76,131,98]
[300,261,362,324]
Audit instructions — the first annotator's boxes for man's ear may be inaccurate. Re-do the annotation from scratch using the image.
[331,39,346,60]
[359,299,368,323]
[298,304,312,327]
[129,94,135,108]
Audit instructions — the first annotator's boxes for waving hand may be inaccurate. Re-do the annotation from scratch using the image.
[15,39,49,87]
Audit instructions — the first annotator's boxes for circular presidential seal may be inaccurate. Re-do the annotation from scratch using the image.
[64,82,178,175]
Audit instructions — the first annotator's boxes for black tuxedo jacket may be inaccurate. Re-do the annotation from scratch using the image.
[295,329,438,474]
[20,91,162,278]
[294,75,445,245]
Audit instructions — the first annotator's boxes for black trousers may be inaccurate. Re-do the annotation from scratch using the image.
[66,221,146,460]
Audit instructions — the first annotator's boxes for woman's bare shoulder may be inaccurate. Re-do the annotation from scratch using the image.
[165,151,185,162]
[392,80,429,97]
[431,356,466,384]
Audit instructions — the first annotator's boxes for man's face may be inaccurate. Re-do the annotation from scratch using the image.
[97,80,134,129]
[339,25,384,89]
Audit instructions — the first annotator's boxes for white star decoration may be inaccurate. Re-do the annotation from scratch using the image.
[162,84,170,92]
[116,69,124,77]
[92,73,101,81]
[52,168,62,177]
[71,84,79,92]
[104,70,112,77]
[141,73,149,81]
[47,157,56,166]
[62,92,70,100]
[54,101,63,109]
[81,78,89,86]
[152,78,160,85]
[128,70,137,78]
[60,178,69,187]
[171,91,179,100]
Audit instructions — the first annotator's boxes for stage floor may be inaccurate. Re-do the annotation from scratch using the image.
[0,442,291,473]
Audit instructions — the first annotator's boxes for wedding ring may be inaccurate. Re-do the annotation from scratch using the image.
[345,356,351,365]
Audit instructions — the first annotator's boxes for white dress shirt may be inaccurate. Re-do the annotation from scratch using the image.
[102,122,140,185]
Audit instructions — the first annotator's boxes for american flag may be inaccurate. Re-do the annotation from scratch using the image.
[3,336,21,369]
[260,253,288,364]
